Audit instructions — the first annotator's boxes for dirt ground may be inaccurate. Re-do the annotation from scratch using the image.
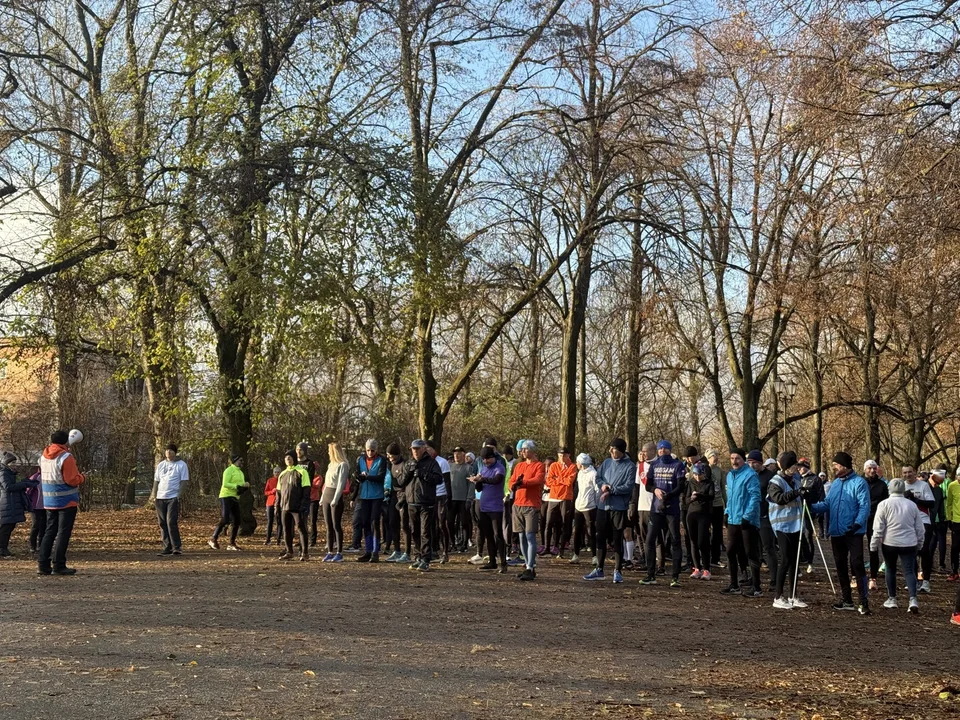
[0,508,958,720]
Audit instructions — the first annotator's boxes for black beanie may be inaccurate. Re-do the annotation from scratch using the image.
[731,448,746,460]
[51,430,69,445]
[479,447,495,460]
[777,451,798,471]
[832,451,853,470]
[684,445,699,458]
[610,438,627,453]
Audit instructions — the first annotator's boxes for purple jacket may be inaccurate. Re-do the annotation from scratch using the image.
[24,471,43,511]
[478,460,506,513]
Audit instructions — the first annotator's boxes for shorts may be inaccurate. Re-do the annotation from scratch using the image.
[513,505,540,534]
[603,509,627,531]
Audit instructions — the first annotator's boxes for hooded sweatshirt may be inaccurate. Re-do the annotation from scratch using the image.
[40,443,85,510]
[575,467,598,512]
[725,464,760,527]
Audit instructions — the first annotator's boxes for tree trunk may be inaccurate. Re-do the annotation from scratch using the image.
[559,241,594,450]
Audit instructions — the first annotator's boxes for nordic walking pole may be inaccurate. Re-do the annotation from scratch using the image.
[805,501,837,596]
[790,499,806,603]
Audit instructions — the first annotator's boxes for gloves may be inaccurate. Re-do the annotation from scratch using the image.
[904,490,915,501]
[849,523,861,535]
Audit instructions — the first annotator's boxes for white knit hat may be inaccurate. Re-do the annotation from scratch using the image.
[576,453,593,466]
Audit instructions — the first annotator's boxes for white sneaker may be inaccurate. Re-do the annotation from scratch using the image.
[908,596,919,614]
[468,554,483,565]
[920,580,931,594]
[772,597,793,609]
[791,597,808,608]
[806,564,813,574]
[883,597,898,609]
[569,554,580,563]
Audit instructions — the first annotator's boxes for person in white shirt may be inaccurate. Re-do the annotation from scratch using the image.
[629,442,660,572]
[870,478,925,613]
[426,441,453,563]
[903,465,936,593]
[571,453,597,564]
[154,443,189,556]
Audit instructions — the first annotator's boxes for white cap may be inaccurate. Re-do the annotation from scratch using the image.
[763,458,777,467]
[931,468,946,478]
[863,459,879,470]
[68,429,84,445]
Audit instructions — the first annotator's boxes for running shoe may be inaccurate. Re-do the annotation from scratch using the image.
[518,568,535,581]
[331,553,343,563]
[920,580,931,594]
[806,564,813,574]
[550,545,560,556]
[879,562,886,574]
[639,577,657,586]
[277,552,293,561]
[357,553,372,563]
[583,568,605,581]
[439,553,449,565]
[719,585,740,595]
[883,596,898,609]
[478,562,497,571]
[908,597,919,614]
[772,597,792,610]
[670,579,681,588]
[857,601,871,616]
[569,554,580,563]
[385,551,402,562]
[207,539,219,550]
[791,597,808,608]
[690,569,702,579]
[397,552,411,564]
[833,601,856,611]
[345,546,362,554]
[951,612,960,626]
[700,571,712,581]
[226,544,241,551]
[469,554,484,565]
[409,559,423,571]
[742,588,763,598]
[613,571,623,584]
[948,573,960,582]
[321,552,334,562]
[419,562,431,572]
[506,557,525,566]
[536,545,547,556]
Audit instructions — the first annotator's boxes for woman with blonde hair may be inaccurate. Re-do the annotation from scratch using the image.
[321,442,350,562]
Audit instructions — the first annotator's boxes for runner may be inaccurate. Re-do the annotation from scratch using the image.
[426,441,453,564]
[407,439,442,572]
[722,449,762,597]
[154,443,188,557]
[639,440,685,587]
[808,452,871,614]
[685,459,715,580]
[320,442,349,562]
[902,465,935,593]
[571,453,597,565]
[747,450,777,591]
[544,447,576,557]
[585,438,636,584]
[767,451,805,609]
[474,447,507,572]
[356,439,388,563]
[264,465,281,545]
[870,478,924,613]
[510,440,545,581]
[208,455,248,552]
[275,451,311,561]
[863,459,889,591]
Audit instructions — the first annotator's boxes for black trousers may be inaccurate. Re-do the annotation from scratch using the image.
[156,498,181,552]
[681,510,693,567]
[399,499,413,555]
[265,505,282,541]
[951,522,960,574]
[212,497,240,545]
[831,534,866,604]
[477,511,506,566]
[545,500,574,552]
[282,510,308,557]
[867,511,881,579]
[0,523,15,553]
[646,513,682,579]
[450,499,472,551]
[710,506,725,563]
[935,521,948,569]
[30,510,46,551]
[759,520,778,588]
[38,506,78,571]
[412,504,435,562]
[687,510,712,571]
[726,522,761,591]
[382,492,401,554]
[596,508,625,573]
[309,500,320,545]
[920,523,935,580]
[573,507,597,557]
[800,509,816,564]
[774,530,801,599]
[350,501,363,549]
[472,500,484,555]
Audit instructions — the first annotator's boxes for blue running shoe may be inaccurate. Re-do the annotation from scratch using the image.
[583,568,605,581]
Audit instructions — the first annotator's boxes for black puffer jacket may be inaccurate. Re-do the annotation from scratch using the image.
[402,456,442,506]
[0,464,36,525]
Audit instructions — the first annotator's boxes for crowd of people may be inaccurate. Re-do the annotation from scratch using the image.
[2,430,960,628]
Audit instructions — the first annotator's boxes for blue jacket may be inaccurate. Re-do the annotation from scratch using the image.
[357,455,388,500]
[595,455,635,512]
[644,455,686,515]
[811,471,870,536]
[725,464,761,527]
[767,472,803,533]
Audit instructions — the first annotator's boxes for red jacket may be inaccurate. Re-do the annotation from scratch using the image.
[264,476,278,507]
[511,460,545,508]
[546,460,576,501]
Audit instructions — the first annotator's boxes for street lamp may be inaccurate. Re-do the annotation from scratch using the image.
[774,376,798,450]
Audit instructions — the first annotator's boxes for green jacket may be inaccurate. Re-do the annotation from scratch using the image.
[946,480,960,523]
[219,464,246,499]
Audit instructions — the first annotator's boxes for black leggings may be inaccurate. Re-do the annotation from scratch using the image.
[0,523,15,553]
[30,510,46,551]
[774,530,800,599]
[573,508,597,557]
[382,492,401,554]
[759,521,778,588]
[545,500,574,552]
[646,513,682,579]
[726,522,761,591]
[282,510,308,556]
[710,506,724,563]
[266,505,281,541]
[399,500,413,555]
[309,500,320,545]
[920,523,935,580]
[212,497,240,544]
[596,509,625,572]
[831,534,866,604]
[687,510,711,572]
[477,511,506,566]
[322,497,345,553]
